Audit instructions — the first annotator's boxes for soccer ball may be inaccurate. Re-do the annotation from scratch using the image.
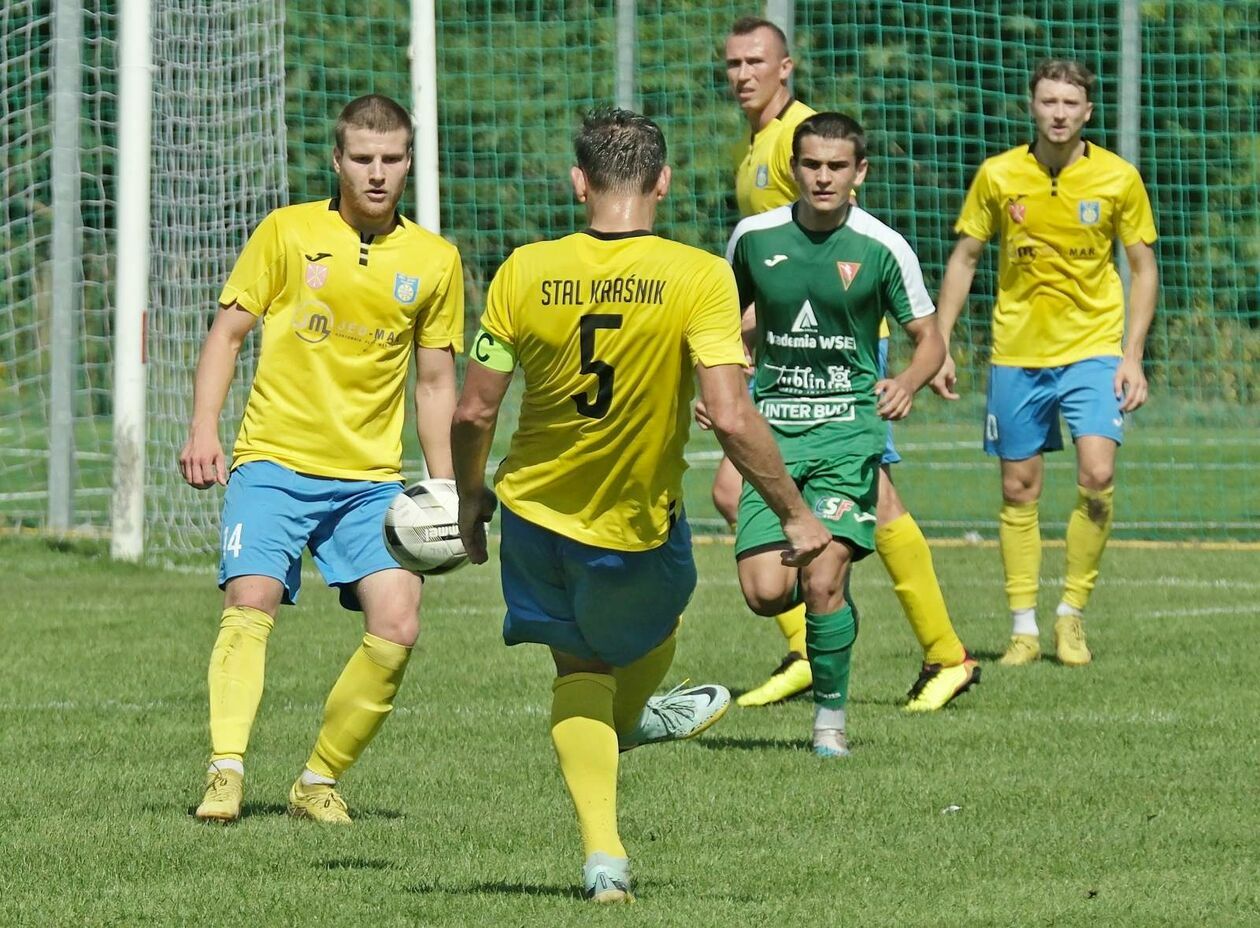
[381,478,467,575]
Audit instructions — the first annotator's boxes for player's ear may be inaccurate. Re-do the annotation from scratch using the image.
[570,166,588,203]
[780,55,794,83]
[654,165,672,201]
[332,147,342,175]
[854,158,870,187]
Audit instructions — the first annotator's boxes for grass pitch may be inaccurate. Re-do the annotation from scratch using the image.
[1,535,1257,926]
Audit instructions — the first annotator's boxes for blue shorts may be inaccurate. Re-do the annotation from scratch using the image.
[984,357,1125,460]
[218,460,404,611]
[877,338,900,466]
[498,505,698,666]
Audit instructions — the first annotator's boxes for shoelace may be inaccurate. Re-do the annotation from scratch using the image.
[1063,620,1086,649]
[645,680,698,728]
[906,664,941,700]
[205,773,234,799]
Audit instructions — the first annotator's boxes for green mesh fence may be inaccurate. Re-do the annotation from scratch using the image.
[0,0,1255,554]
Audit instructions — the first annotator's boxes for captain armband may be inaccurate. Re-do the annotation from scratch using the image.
[470,326,517,373]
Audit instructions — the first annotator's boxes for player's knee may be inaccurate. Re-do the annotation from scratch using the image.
[1001,473,1039,503]
[366,605,421,647]
[1077,467,1114,493]
[800,573,845,615]
[739,576,792,617]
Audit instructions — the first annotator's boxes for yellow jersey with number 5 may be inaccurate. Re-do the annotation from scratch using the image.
[478,229,746,551]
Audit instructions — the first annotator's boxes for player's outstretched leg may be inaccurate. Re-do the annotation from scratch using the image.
[999,456,1045,665]
[874,470,979,711]
[1056,480,1113,666]
[807,603,857,757]
[196,599,276,823]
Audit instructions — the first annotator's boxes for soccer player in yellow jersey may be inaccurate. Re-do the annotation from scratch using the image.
[178,95,464,824]
[933,59,1159,666]
[451,107,830,903]
[722,17,978,711]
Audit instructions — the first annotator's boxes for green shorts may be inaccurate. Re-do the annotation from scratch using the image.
[735,455,879,561]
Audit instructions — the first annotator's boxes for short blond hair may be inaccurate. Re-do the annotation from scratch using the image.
[1029,58,1096,101]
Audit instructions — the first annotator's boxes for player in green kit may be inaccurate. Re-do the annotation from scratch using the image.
[725,113,946,756]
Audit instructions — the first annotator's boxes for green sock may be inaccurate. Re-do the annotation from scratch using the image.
[805,604,857,710]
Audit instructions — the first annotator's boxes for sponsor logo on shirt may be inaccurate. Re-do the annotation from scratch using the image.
[791,300,818,333]
[764,254,790,267]
[836,262,862,290]
[394,273,420,304]
[291,301,404,348]
[1078,200,1101,225]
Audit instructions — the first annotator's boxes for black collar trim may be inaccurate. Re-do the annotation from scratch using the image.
[581,228,653,241]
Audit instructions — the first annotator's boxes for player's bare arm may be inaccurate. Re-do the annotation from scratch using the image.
[1115,240,1159,412]
[876,315,947,421]
[414,345,458,479]
[178,302,258,489]
[696,361,830,567]
[930,234,986,400]
[450,360,511,564]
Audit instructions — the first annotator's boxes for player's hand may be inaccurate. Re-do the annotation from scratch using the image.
[780,511,831,568]
[178,428,227,489]
[457,485,498,565]
[875,377,914,421]
[694,399,714,431]
[929,354,959,400]
[1115,357,1149,412]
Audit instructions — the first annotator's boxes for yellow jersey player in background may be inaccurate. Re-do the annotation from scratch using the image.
[451,106,830,903]
[179,94,463,824]
[721,16,978,711]
[933,59,1158,667]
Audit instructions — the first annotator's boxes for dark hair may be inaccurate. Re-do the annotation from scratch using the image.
[574,106,667,195]
[335,94,414,150]
[729,16,790,57]
[792,112,867,163]
[1029,58,1096,101]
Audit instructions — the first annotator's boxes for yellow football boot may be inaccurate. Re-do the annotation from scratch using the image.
[736,652,812,707]
[999,634,1041,667]
[903,657,981,712]
[1054,614,1092,666]
[195,767,243,823]
[287,779,352,825]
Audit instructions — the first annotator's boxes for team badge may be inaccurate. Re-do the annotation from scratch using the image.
[394,273,420,304]
[836,261,862,290]
[814,496,855,520]
[1008,201,1026,223]
[1078,200,1101,225]
[755,164,769,188]
[304,262,329,289]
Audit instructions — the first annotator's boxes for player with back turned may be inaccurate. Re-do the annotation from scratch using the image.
[179,94,463,824]
[721,16,978,711]
[932,58,1158,666]
[451,107,830,902]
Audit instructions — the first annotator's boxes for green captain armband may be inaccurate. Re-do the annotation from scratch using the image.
[470,326,516,373]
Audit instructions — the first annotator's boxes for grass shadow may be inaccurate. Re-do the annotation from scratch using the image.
[694,735,807,751]
[319,858,394,871]
[406,880,581,900]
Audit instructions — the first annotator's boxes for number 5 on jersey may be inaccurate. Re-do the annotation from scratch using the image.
[572,314,622,419]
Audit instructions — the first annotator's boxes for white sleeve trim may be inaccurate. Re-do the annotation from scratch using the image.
[848,208,935,318]
[724,205,795,264]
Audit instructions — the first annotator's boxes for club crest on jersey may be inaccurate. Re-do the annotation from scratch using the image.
[755,164,769,188]
[394,273,420,304]
[1078,200,1101,225]
[305,262,329,289]
[1008,201,1026,223]
[836,261,862,290]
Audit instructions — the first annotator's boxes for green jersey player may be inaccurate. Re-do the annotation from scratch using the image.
[725,113,947,757]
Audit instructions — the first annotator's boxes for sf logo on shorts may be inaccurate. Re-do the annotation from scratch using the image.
[814,496,855,520]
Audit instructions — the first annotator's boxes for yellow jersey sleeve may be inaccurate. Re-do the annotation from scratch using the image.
[480,250,517,350]
[219,212,287,315]
[685,259,746,368]
[1117,168,1158,246]
[417,246,465,350]
[954,161,1000,242]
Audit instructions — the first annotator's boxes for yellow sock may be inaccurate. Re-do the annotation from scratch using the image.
[876,512,966,666]
[1063,484,1114,610]
[1000,501,1041,612]
[208,605,274,764]
[775,603,807,656]
[306,633,412,780]
[551,672,625,859]
[611,632,676,739]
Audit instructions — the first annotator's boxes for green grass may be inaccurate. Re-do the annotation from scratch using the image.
[2,535,1258,926]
